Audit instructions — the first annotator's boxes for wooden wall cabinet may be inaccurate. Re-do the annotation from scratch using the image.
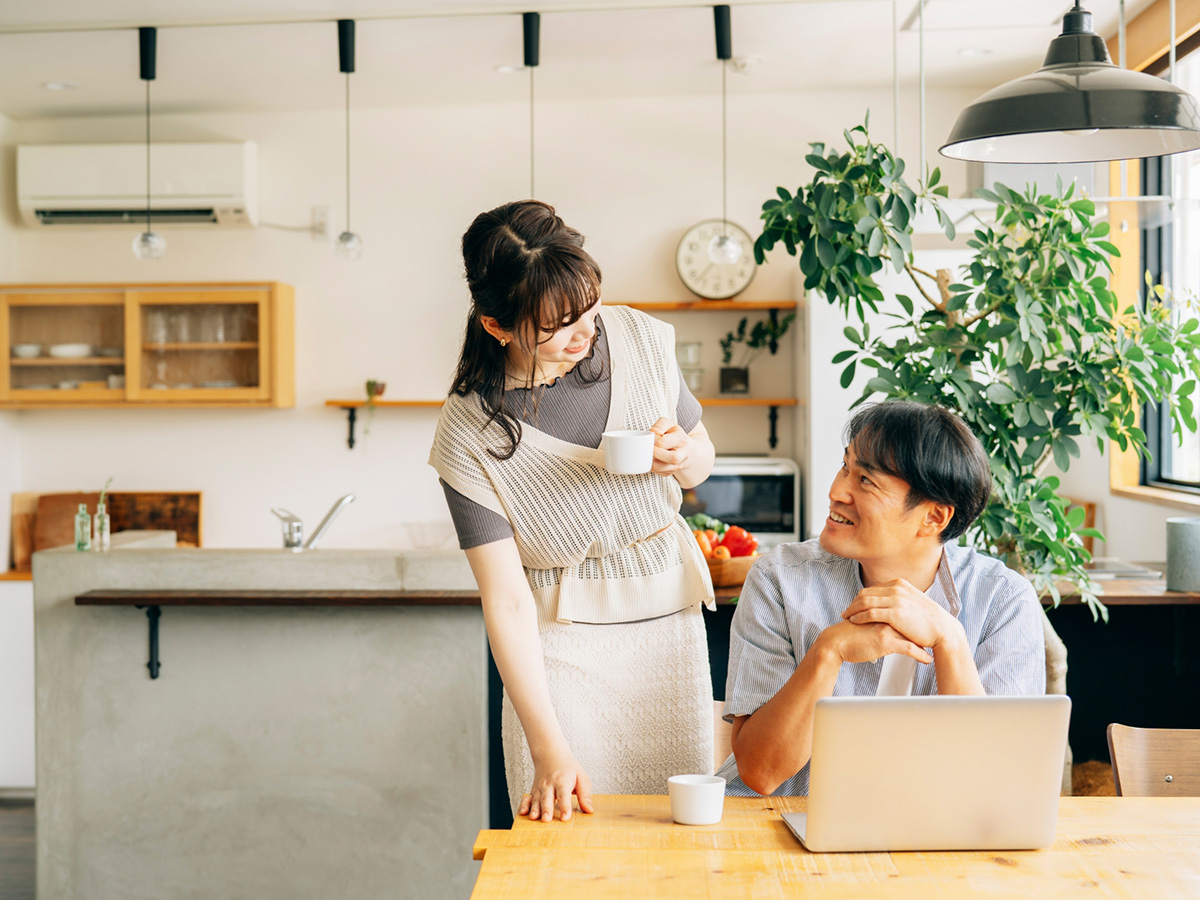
[1,282,294,408]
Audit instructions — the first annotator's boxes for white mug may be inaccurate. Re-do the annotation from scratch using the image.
[668,774,726,825]
[601,429,655,475]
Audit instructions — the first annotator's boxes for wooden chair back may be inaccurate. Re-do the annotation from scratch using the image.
[1107,723,1200,796]
[714,701,733,775]
[1064,497,1097,556]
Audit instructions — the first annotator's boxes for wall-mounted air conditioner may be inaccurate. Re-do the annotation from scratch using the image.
[17,142,259,227]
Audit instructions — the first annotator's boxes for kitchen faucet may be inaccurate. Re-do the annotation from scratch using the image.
[270,493,356,551]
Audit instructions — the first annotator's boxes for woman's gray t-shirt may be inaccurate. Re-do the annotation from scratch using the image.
[441,314,702,549]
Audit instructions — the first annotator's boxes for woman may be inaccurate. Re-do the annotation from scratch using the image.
[429,200,716,822]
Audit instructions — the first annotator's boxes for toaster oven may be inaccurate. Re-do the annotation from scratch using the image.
[681,456,801,550]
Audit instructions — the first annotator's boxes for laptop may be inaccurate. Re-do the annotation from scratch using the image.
[782,695,1071,852]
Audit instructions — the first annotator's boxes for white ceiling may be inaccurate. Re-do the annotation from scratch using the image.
[0,0,1157,119]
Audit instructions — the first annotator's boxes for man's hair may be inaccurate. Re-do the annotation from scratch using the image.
[844,401,991,543]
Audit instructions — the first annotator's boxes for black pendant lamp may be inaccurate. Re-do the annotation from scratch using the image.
[941,2,1200,163]
[333,19,363,259]
[524,12,539,198]
[132,27,165,260]
[708,4,742,265]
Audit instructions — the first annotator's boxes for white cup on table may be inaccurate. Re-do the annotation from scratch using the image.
[668,774,726,825]
[601,429,655,475]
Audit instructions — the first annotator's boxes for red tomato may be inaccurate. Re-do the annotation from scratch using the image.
[720,526,759,558]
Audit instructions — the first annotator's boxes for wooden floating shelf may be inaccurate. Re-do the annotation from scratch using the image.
[324,399,445,409]
[621,300,801,311]
[142,342,258,351]
[699,397,799,407]
[11,357,124,366]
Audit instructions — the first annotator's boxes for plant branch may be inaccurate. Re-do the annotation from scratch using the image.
[905,263,944,312]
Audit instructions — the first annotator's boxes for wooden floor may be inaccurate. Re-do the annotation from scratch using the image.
[0,799,34,900]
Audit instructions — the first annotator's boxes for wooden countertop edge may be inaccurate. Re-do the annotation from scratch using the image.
[72,581,1200,607]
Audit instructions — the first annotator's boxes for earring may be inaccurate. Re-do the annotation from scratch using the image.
[500,338,508,347]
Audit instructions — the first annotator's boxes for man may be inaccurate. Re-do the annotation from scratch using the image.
[716,401,1045,796]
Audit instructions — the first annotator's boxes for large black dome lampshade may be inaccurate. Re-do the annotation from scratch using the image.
[941,3,1200,163]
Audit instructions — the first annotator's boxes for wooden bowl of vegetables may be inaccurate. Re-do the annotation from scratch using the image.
[688,516,760,588]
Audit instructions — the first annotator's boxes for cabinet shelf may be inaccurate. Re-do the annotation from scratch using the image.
[11,357,124,366]
[143,342,258,352]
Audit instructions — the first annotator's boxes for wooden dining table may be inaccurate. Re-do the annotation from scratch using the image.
[471,794,1200,898]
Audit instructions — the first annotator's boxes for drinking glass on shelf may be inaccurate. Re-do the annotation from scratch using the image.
[677,342,703,367]
[145,309,168,346]
[198,307,227,344]
[170,308,193,344]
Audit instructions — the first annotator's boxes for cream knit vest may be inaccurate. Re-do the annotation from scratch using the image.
[430,305,715,631]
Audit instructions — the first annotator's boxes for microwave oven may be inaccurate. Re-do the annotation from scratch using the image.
[681,456,801,549]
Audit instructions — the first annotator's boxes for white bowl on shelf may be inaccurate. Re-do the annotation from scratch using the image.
[11,343,42,359]
[48,343,92,359]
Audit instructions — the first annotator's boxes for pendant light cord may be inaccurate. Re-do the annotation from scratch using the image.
[918,0,925,179]
[145,79,152,234]
[345,71,351,233]
[892,0,898,153]
[722,58,728,237]
[530,65,535,199]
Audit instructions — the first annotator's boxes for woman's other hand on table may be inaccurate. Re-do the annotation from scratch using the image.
[520,749,595,822]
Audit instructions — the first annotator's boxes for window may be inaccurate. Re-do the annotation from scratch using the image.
[1142,48,1200,492]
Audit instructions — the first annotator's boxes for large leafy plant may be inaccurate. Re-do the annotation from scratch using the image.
[755,120,1200,620]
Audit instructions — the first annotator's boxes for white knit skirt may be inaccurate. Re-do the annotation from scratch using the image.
[501,604,714,815]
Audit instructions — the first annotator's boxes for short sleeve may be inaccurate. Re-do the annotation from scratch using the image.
[675,361,702,433]
[441,479,514,549]
[428,397,508,519]
[723,558,801,720]
[974,577,1046,695]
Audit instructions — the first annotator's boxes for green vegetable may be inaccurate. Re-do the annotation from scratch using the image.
[685,513,729,537]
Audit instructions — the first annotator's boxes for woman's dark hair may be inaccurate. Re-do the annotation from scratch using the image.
[844,401,991,543]
[450,200,603,459]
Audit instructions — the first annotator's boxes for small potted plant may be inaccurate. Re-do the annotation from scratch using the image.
[718,314,795,393]
[362,379,386,443]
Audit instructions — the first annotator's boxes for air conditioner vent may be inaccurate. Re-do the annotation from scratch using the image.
[35,209,219,225]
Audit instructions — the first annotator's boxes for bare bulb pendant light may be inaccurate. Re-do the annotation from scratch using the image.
[524,12,539,199]
[941,1,1200,163]
[133,27,164,260]
[709,5,742,265]
[334,19,363,260]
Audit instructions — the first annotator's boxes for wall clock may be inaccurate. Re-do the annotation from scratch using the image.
[675,219,756,300]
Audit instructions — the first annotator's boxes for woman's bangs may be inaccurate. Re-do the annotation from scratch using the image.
[533,256,600,334]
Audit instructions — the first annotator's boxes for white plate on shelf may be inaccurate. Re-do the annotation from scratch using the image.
[11,343,42,358]
[48,343,92,359]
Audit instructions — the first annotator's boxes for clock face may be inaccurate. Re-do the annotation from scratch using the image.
[675,219,756,300]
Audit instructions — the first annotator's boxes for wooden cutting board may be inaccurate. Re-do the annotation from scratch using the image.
[30,491,202,553]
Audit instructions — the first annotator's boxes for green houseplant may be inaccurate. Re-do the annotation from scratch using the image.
[718,313,796,394]
[754,119,1200,620]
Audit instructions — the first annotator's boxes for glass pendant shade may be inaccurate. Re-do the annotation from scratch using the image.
[333,231,363,260]
[708,232,743,265]
[941,5,1200,163]
[132,231,166,260]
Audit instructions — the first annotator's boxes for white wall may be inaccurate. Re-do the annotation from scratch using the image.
[3,86,974,551]
[1,111,20,560]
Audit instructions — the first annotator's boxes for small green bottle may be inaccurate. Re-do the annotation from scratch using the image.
[74,503,92,552]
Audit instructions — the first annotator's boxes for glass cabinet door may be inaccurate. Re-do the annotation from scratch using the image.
[128,289,270,402]
[4,291,125,402]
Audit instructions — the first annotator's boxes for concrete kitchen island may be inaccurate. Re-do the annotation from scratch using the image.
[33,534,486,900]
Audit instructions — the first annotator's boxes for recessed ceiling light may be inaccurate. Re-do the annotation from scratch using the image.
[494,64,524,74]
[957,48,992,58]
[43,81,79,91]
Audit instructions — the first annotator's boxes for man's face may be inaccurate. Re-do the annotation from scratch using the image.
[819,442,929,563]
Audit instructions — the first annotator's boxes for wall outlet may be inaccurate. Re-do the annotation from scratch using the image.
[311,205,332,242]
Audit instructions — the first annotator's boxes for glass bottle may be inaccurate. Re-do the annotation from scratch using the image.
[93,502,111,552]
[74,503,91,552]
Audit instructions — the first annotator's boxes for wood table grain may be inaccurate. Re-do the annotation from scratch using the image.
[470,794,1200,898]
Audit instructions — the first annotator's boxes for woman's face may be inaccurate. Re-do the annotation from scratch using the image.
[531,298,602,365]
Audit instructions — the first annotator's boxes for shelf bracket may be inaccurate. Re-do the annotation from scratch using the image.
[768,405,779,450]
[344,407,358,449]
[135,604,162,679]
